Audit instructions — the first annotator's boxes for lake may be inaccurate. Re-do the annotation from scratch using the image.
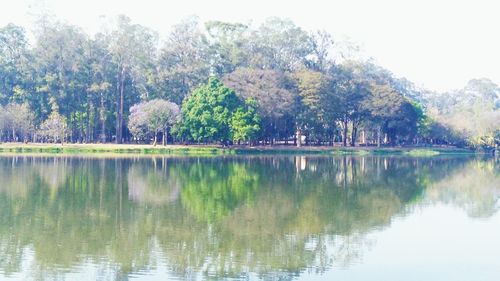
[0,155,499,281]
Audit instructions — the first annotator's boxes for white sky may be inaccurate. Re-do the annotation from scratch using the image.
[1,0,499,92]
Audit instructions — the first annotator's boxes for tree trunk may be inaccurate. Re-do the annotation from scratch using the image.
[153,130,158,147]
[296,129,302,147]
[116,67,125,144]
[100,92,106,143]
[350,122,358,147]
[115,77,120,143]
[86,101,91,143]
[118,72,125,143]
[342,119,348,147]
[377,126,381,147]
[163,128,168,146]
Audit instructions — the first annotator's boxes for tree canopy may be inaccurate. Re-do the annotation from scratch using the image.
[0,15,498,149]
[128,99,180,145]
[180,77,259,144]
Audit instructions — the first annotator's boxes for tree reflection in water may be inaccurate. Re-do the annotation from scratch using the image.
[0,155,496,280]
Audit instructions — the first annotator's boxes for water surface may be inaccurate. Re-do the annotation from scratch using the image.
[0,155,498,280]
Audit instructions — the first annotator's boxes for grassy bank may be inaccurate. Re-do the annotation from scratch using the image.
[0,143,479,156]
[235,146,476,156]
[0,143,228,155]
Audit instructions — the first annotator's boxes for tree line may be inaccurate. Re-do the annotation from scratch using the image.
[0,16,498,148]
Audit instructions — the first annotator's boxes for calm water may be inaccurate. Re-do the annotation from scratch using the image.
[0,155,499,281]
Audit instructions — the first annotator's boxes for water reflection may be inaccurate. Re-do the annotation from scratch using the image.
[426,159,500,218]
[0,155,497,280]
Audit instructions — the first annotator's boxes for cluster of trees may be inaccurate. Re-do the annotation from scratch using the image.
[0,16,498,147]
[422,78,500,148]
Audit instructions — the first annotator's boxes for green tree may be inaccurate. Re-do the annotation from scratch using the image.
[86,33,114,143]
[292,69,328,146]
[230,99,260,144]
[108,15,158,143]
[205,20,250,75]
[0,16,497,149]
[0,24,31,105]
[0,105,5,142]
[181,77,248,145]
[157,17,210,104]
[307,30,335,72]
[252,18,313,71]
[224,68,296,144]
[324,64,370,146]
[32,21,88,141]
[363,83,416,146]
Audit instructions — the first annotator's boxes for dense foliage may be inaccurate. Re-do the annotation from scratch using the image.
[0,16,498,148]
[180,77,260,144]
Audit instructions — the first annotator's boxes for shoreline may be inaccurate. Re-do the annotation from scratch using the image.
[0,143,480,156]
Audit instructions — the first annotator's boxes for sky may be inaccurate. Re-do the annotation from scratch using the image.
[1,0,499,92]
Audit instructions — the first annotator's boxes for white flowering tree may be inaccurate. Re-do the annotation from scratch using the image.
[40,111,68,144]
[128,99,180,146]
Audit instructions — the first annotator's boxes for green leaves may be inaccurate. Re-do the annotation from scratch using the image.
[181,77,260,143]
[0,16,497,148]
[230,100,261,143]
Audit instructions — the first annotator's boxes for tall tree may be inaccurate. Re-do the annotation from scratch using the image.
[251,18,314,71]
[324,64,370,146]
[224,68,296,143]
[157,17,210,104]
[0,105,4,141]
[86,33,114,143]
[32,21,88,141]
[108,15,158,143]
[0,24,31,105]
[363,84,409,146]
[292,69,328,146]
[307,30,335,72]
[206,20,250,75]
